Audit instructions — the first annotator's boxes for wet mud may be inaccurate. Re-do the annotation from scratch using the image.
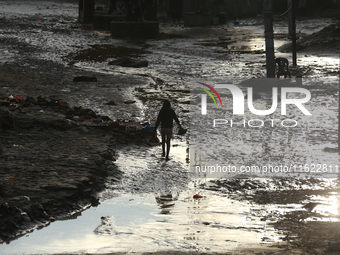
[1,0,340,254]
[63,45,151,65]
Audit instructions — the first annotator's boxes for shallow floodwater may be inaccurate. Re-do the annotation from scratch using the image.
[1,141,339,254]
[2,186,339,254]
[0,192,283,254]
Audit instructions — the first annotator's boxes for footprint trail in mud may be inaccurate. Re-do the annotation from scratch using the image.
[102,140,190,198]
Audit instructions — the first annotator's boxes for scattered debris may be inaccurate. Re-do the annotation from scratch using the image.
[0,95,158,140]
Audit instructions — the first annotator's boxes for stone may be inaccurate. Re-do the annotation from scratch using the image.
[94,216,116,235]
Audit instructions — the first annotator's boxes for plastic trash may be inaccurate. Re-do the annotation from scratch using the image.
[93,119,103,123]
[144,124,155,133]
[14,95,25,101]
[193,194,203,199]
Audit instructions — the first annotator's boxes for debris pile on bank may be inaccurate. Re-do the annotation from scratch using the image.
[0,95,155,140]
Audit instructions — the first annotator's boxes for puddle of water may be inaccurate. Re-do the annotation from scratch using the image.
[0,191,285,254]
[305,193,340,218]
[3,186,338,254]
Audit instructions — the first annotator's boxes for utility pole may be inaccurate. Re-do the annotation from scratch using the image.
[292,0,297,66]
[263,0,275,78]
[288,0,292,37]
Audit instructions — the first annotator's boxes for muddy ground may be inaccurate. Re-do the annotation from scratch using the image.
[0,1,153,241]
[0,64,152,242]
[1,1,340,254]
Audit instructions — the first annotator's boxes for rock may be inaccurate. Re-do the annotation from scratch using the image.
[94,216,116,235]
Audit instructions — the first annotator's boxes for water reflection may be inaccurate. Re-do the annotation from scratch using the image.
[155,193,178,215]
[2,183,339,254]
[305,192,339,218]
